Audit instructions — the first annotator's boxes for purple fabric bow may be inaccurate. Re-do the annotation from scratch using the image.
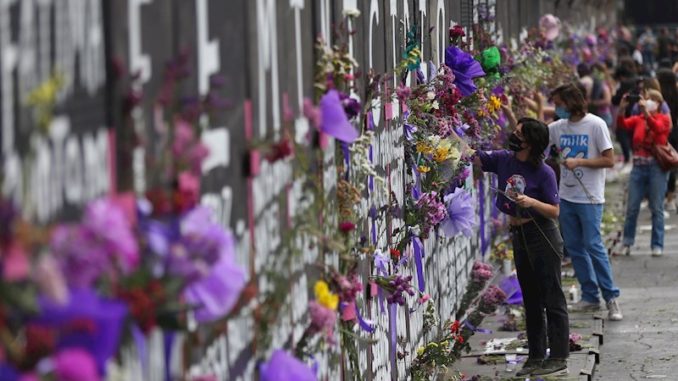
[441,187,477,238]
[444,46,485,96]
[34,288,127,374]
[412,237,425,293]
[320,90,359,143]
[260,350,317,381]
[499,275,523,305]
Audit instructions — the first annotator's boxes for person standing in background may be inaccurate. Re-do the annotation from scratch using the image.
[656,69,678,212]
[548,83,623,321]
[617,90,672,256]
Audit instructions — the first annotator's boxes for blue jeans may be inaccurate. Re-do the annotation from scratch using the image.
[623,162,669,249]
[560,200,621,303]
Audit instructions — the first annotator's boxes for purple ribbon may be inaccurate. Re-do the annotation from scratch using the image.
[356,303,376,333]
[369,206,377,245]
[411,164,421,200]
[412,236,425,292]
[464,319,493,334]
[479,177,487,257]
[368,112,375,194]
[404,123,416,141]
[131,324,148,373]
[164,332,175,381]
[374,251,389,314]
[388,303,397,371]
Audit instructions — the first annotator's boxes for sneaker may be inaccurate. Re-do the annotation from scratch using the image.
[607,298,623,321]
[531,358,569,376]
[569,299,601,312]
[515,358,543,377]
[652,247,663,257]
[666,201,677,212]
[623,245,632,256]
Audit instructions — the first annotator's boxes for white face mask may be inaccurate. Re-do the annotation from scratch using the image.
[646,99,659,113]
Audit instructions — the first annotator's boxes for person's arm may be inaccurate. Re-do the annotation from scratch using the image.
[514,195,559,219]
[563,148,614,169]
[591,84,612,107]
[646,113,671,135]
[500,103,518,131]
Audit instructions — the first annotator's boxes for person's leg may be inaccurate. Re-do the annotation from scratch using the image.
[648,163,670,250]
[623,165,648,247]
[560,200,600,303]
[512,228,547,360]
[525,224,569,359]
[616,129,631,163]
[581,204,621,302]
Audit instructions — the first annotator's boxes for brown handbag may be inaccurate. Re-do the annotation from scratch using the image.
[651,143,678,172]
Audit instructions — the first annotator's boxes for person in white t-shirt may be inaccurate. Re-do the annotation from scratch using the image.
[548,83,623,321]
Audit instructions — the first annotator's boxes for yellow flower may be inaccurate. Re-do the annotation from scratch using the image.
[488,95,502,113]
[416,141,434,155]
[417,165,431,173]
[433,140,460,163]
[417,346,425,355]
[314,280,339,310]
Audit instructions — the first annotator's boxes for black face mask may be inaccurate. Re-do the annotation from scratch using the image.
[507,133,525,152]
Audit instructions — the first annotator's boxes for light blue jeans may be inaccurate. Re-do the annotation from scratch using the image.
[623,161,669,250]
[560,200,621,304]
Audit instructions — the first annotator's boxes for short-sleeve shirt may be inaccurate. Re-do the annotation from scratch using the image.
[478,150,560,217]
[548,113,613,204]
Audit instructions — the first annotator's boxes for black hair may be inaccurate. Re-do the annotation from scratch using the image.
[517,117,549,167]
[577,63,592,78]
[657,68,678,126]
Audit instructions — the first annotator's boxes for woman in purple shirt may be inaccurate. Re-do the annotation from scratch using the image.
[470,118,570,377]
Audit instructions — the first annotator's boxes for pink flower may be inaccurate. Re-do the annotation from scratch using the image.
[177,171,201,211]
[53,349,101,381]
[303,98,321,129]
[308,300,336,340]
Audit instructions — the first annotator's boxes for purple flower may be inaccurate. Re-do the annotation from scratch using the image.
[340,93,362,119]
[319,90,359,143]
[82,199,139,271]
[479,285,507,313]
[52,198,139,288]
[444,46,485,96]
[308,300,337,334]
[417,191,447,226]
[180,208,247,322]
[384,275,415,305]
[260,350,317,381]
[440,188,476,238]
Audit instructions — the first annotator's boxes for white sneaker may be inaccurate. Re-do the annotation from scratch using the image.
[607,298,623,321]
[666,201,677,212]
[652,247,663,257]
[623,245,632,256]
[641,200,649,209]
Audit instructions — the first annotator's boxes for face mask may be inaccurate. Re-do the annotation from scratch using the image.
[507,133,525,152]
[645,99,659,113]
[555,106,571,120]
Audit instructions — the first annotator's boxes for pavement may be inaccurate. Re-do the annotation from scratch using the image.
[594,171,678,381]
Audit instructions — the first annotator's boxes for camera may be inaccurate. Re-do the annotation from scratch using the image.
[627,93,641,103]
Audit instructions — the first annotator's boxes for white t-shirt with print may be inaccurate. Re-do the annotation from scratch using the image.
[548,113,613,204]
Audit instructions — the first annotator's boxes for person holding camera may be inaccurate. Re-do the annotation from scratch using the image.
[617,89,672,257]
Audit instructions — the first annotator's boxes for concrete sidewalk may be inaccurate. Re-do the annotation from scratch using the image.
[594,173,678,380]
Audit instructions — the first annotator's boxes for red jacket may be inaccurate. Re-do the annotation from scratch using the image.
[617,113,671,157]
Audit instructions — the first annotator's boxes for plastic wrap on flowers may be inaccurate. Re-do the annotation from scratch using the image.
[259,350,316,381]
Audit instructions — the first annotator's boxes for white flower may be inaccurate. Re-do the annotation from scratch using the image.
[426,91,436,100]
[432,101,440,110]
[343,8,361,18]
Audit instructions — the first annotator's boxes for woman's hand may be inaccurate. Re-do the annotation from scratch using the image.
[514,194,536,208]
[619,94,629,110]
